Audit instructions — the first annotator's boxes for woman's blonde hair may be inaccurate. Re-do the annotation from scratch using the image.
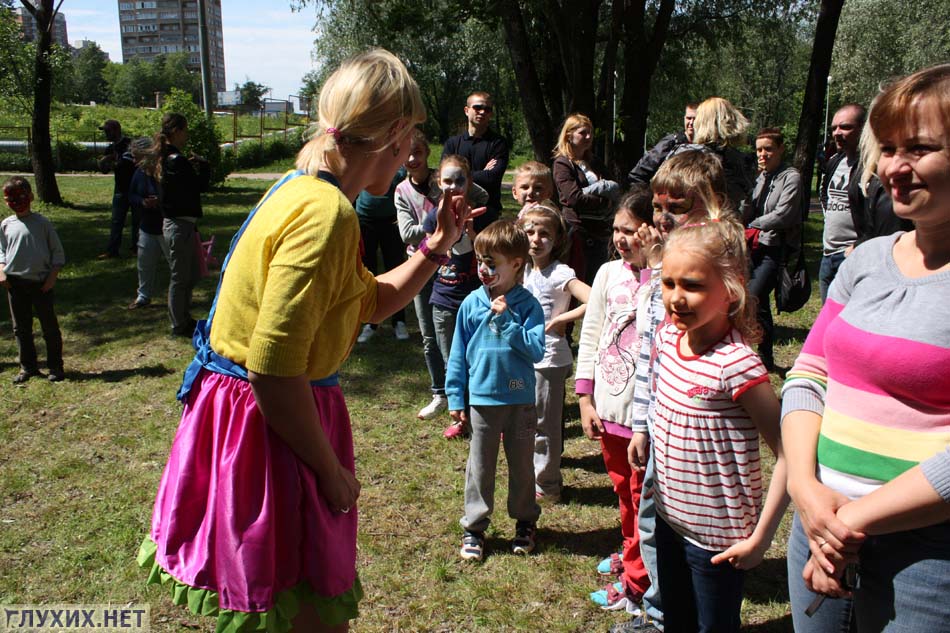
[296,49,426,176]
[553,113,593,161]
[858,97,881,192]
[652,150,731,217]
[662,209,761,343]
[869,63,950,154]
[518,202,571,263]
[692,97,749,148]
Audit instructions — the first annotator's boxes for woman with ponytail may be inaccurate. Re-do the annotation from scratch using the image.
[154,112,211,336]
[140,50,481,632]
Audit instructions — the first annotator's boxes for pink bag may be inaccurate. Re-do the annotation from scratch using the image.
[194,233,218,278]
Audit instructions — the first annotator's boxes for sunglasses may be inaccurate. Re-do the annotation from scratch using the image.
[470,104,493,113]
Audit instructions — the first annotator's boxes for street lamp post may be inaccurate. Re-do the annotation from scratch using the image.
[822,75,833,147]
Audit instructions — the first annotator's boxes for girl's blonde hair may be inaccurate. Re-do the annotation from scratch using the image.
[662,210,761,343]
[296,49,426,176]
[518,202,571,263]
[692,97,749,148]
[553,113,593,161]
[652,150,730,217]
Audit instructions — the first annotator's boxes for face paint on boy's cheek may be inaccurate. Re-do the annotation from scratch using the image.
[5,194,30,214]
[478,262,497,284]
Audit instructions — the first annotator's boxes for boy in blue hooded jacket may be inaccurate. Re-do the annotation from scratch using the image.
[447,219,545,562]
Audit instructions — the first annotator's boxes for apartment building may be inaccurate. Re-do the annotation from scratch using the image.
[118,0,225,92]
[14,6,69,47]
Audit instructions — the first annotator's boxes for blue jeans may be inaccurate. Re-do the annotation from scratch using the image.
[655,515,745,633]
[413,276,444,395]
[788,513,854,633]
[135,231,170,303]
[853,521,950,632]
[819,251,846,304]
[106,192,137,256]
[639,450,663,629]
[748,244,780,365]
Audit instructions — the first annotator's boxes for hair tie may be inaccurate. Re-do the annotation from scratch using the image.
[326,127,341,142]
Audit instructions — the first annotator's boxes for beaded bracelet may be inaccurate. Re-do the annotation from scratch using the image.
[418,236,450,266]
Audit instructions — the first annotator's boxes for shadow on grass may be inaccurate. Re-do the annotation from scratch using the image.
[535,525,620,557]
[561,482,616,508]
[744,557,791,606]
[561,452,605,472]
[64,363,178,383]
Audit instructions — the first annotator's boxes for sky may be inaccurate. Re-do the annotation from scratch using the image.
[61,1,321,100]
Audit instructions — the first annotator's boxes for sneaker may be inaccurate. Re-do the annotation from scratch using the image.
[512,521,536,555]
[443,420,468,439]
[590,581,642,614]
[48,371,65,383]
[608,614,661,633]
[356,324,375,343]
[460,530,485,561]
[12,369,41,384]
[418,395,448,420]
[394,321,410,340]
[597,552,624,576]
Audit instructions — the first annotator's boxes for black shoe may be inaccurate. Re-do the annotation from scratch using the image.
[12,369,42,384]
[48,371,65,382]
[172,318,198,337]
[512,520,537,555]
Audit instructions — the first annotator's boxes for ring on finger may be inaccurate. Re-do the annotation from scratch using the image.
[339,507,350,514]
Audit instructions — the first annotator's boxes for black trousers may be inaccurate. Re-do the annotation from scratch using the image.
[358,214,406,326]
[6,276,63,373]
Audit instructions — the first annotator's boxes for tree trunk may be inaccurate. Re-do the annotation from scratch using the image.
[615,0,674,173]
[498,0,555,161]
[595,0,627,167]
[792,0,845,199]
[23,0,62,204]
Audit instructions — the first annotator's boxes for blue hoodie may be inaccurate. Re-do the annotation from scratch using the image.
[445,284,546,411]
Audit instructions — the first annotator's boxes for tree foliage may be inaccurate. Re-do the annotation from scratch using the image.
[68,42,110,104]
[105,53,201,107]
[161,87,226,185]
[831,0,950,108]
[236,79,269,113]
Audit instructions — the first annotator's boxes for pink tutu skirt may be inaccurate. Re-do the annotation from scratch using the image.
[139,369,362,630]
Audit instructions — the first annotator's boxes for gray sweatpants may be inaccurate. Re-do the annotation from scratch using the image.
[460,403,541,533]
[533,365,571,497]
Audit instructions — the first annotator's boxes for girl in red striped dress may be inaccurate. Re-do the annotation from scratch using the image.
[649,209,789,632]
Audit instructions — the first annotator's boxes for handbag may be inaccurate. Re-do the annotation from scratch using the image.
[774,195,811,313]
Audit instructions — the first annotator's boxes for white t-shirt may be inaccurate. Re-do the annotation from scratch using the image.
[523,261,577,368]
[822,156,857,256]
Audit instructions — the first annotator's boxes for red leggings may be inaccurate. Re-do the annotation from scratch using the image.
[601,431,650,596]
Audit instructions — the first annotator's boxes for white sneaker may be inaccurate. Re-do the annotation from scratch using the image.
[417,394,448,420]
[357,324,375,343]
[394,321,410,340]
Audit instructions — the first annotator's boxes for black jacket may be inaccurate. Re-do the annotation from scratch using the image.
[626,131,689,187]
[441,129,509,215]
[160,144,211,220]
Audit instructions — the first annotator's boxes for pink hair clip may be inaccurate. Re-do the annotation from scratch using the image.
[326,127,341,142]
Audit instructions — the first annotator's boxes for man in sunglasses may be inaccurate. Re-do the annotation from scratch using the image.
[442,92,508,223]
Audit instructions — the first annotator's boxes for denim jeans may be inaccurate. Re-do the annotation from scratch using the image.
[6,276,63,373]
[359,214,406,326]
[135,230,170,304]
[853,521,950,632]
[413,276,444,395]
[788,513,854,633]
[655,515,745,633]
[748,244,781,365]
[163,217,199,333]
[639,450,664,628]
[819,251,846,304]
[106,192,138,256]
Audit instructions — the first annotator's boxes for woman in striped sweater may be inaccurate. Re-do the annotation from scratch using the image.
[782,64,950,633]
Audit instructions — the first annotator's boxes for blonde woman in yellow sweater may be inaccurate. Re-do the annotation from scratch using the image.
[139,49,481,633]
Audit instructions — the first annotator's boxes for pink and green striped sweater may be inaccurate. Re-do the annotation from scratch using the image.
[781,234,950,502]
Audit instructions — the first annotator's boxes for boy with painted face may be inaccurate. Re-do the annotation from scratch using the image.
[422,155,492,439]
[0,177,66,383]
[446,219,546,562]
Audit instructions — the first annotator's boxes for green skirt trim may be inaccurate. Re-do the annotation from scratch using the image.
[137,537,362,632]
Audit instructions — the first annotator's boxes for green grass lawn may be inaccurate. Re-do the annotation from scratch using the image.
[0,175,821,631]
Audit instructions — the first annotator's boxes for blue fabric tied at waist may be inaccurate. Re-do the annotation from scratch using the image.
[176,319,339,402]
